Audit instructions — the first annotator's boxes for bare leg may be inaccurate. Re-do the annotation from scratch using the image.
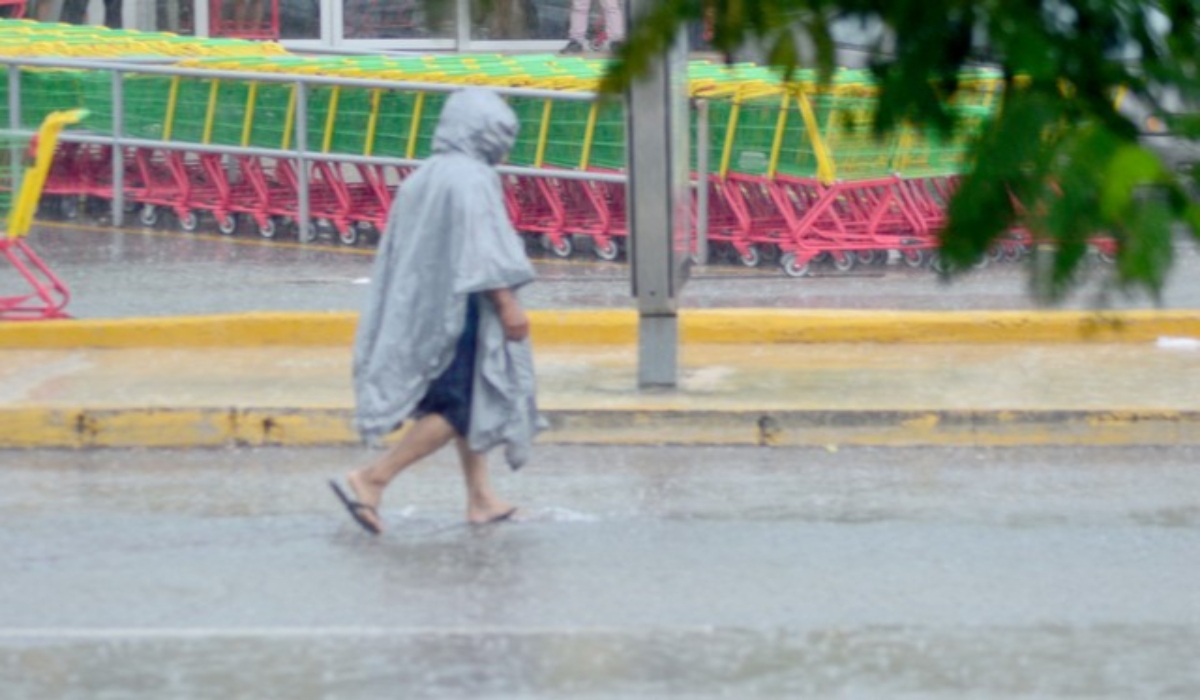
[345,413,456,532]
[455,437,516,524]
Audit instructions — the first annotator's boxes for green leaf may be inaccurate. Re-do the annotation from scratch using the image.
[1168,115,1200,139]
[1101,144,1163,221]
[941,89,1058,272]
[1185,203,1200,242]
[766,31,799,80]
[805,13,836,84]
[1118,195,1176,301]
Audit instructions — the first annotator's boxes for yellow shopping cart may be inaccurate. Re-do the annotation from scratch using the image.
[1,108,87,320]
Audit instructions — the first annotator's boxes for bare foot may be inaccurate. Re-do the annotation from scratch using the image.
[468,501,519,525]
[346,469,385,533]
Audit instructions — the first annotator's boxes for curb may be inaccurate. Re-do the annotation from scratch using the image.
[3,406,1198,449]
[1,309,1199,348]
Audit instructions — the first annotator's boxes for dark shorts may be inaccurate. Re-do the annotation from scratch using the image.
[416,294,480,437]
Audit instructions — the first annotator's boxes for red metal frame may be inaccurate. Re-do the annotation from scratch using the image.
[0,0,26,18]
[1,238,70,320]
[506,174,568,255]
[768,175,935,272]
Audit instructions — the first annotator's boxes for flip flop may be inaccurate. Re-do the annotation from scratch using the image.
[472,507,519,526]
[328,480,382,535]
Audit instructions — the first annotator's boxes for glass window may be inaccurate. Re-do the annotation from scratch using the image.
[472,0,568,41]
[343,0,454,40]
[29,0,124,26]
[280,0,318,39]
[157,0,195,34]
[212,0,279,38]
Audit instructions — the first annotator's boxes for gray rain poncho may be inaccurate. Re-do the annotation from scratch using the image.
[353,88,540,469]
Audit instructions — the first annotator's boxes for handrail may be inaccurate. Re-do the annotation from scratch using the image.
[0,129,629,183]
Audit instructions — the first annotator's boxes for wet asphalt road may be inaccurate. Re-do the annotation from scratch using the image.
[1,444,1197,698]
[4,217,1200,697]
[11,219,1200,319]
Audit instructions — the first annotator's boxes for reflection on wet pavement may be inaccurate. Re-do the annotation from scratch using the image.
[1,445,1197,697]
[15,222,1200,318]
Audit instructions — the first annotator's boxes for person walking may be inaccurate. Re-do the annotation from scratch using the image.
[560,0,624,53]
[330,88,541,535]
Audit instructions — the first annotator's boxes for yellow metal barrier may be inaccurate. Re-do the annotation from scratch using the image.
[9,109,88,238]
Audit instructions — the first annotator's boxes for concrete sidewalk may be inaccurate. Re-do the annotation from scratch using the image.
[1,310,1198,448]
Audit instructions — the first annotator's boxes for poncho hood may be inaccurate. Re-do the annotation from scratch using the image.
[432,89,519,165]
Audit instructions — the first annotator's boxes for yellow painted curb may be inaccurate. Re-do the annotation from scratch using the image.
[3,407,1198,449]
[0,407,361,449]
[0,312,358,349]
[0,309,1198,349]
[678,309,1200,344]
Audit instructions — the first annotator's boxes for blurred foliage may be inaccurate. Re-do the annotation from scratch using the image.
[601,0,1200,304]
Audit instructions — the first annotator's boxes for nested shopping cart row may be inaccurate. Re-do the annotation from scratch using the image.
[5,45,1037,272]
[679,74,996,275]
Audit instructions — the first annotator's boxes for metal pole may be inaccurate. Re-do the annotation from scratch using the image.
[7,66,19,212]
[455,0,472,51]
[295,81,311,242]
[194,0,211,38]
[6,65,17,132]
[319,0,335,44]
[625,0,689,388]
[111,70,125,226]
[695,98,709,265]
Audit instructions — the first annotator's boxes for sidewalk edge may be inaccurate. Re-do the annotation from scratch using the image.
[2,309,1199,348]
[4,407,1197,448]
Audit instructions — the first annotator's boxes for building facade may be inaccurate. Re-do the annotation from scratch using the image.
[29,0,579,52]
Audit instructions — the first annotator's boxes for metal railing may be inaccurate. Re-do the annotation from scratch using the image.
[0,55,631,237]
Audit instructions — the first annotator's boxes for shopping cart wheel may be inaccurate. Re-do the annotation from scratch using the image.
[856,249,881,266]
[60,196,80,221]
[179,211,199,233]
[138,205,159,227]
[258,218,278,239]
[298,220,320,244]
[780,253,810,278]
[902,249,928,268]
[338,226,360,247]
[832,252,855,272]
[548,236,573,258]
[1088,243,1117,265]
[217,214,238,236]
[359,223,381,246]
[737,246,761,268]
[594,238,620,261]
